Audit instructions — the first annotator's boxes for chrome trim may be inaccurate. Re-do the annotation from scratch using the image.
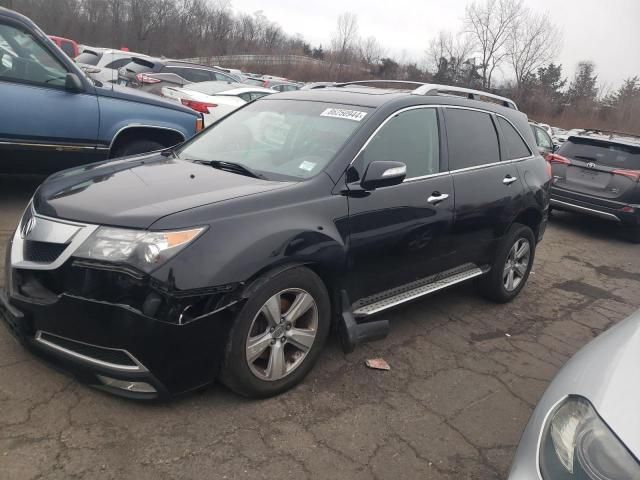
[403,171,449,183]
[35,331,147,372]
[550,199,621,222]
[10,203,99,271]
[108,124,186,152]
[382,166,406,177]
[427,193,449,204]
[0,140,97,151]
[503,176,518,185]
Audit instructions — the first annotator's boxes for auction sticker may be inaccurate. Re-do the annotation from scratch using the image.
[320,108,368,122]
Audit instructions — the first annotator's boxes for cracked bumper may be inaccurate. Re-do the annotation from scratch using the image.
[0,288,234,399]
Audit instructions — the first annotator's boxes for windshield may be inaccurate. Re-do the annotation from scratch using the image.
[177,99,371,180]
[75,51,101,65]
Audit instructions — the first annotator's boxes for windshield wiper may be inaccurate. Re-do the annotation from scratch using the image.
[191,159,264,179]
[574,155,599,162]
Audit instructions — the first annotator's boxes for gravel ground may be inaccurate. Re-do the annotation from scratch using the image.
[1,174,638,480]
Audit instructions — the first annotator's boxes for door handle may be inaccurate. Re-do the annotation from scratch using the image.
[427,192,449,205]
[503,175,518,185]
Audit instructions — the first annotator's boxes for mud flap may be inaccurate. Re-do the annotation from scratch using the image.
[338,290,389,354]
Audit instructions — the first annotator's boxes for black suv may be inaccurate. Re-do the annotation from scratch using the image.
[548,130,640,241]
[117,57,238,95]
[1,82,550,399]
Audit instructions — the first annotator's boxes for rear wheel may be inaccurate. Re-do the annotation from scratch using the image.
[479,223,536,303]
[112,139,164,158]
[220,267,330,398]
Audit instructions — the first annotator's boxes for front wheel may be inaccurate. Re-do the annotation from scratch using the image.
[479,223,536,303]
[220,267,330,398]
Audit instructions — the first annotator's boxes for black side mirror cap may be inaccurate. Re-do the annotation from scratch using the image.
[361,161,407,191]
[65,73,84,93]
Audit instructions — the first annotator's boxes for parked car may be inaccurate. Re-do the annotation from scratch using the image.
[161,81,274,125]
[117,57,237,96]
[509,308,640,479]
[547,130,640,242]
[0,81,549,400]
[530,122,555,156]
[75,47,150,84]
[48,35,79,58]
[0,8,203,174]
[243,75,300,91]
[270,81,302,92]
[554,128,585,145]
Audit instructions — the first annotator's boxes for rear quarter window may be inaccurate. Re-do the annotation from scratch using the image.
[498,117,531,160]
[446,109,500,170]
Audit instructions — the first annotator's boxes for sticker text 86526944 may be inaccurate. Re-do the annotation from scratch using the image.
[320,108,368,122]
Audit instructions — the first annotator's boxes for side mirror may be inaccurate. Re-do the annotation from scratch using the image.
[65,73,84,93]
[361,161,407,191]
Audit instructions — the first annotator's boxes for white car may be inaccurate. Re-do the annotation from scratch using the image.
[161,81,274,126]
[75,47,150,84]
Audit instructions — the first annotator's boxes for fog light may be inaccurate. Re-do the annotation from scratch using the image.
[97,375,157,394]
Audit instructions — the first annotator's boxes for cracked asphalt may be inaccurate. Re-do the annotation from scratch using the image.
[1,174,639,480]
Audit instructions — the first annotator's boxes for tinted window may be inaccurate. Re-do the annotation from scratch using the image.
[446,109,500,169]
[75,51,101,65]
[123,58,155,74]
[243,78,265,87]
[363,108,440,178]
[104,57,131,69]
[59,41,75,57]
[213,71,234,82]
[559,138,640,170]
[165,66,212,83]
[0,24,67,88]
[498,117,531,159]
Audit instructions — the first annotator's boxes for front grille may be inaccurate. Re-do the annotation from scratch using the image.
[24,240,68,263]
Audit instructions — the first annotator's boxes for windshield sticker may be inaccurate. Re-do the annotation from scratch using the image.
[299,160,317,172]
[320,108,367,122]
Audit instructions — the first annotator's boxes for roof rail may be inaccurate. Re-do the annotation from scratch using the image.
[334,80,427,89]
[412,84,518,110]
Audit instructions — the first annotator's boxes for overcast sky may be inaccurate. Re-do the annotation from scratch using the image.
[230,0,640,91]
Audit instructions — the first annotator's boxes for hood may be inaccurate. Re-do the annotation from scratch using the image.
[33,153,292,229]
[95,83,198,116]
[544,309,640,460]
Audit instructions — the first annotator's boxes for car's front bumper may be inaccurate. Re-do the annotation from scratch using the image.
[0,286,235,399]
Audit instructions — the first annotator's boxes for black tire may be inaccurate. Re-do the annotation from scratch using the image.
[479,223,536,303]
[112,139,164,158]
[220,267,331,398]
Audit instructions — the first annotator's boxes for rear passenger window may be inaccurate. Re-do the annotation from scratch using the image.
[363,108,440,179]
[498,117,531,159]
[446,109,500,170]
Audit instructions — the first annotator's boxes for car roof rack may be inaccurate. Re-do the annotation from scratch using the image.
[329,80,518,110]
[412,84,518,110]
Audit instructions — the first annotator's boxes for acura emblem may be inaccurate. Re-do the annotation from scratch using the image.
[586,162,596,169]
[20,216,36,239]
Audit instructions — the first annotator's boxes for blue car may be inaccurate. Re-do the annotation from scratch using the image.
[0,8,203,174]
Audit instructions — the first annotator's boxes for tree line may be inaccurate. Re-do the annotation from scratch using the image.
[2,0,639,134]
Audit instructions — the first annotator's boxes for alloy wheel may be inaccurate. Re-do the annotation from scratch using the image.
[503,238,531,292]
[245,288,319,381]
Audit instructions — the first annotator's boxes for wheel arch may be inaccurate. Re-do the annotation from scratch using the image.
[510,207,543,239]
[109,125,186,157]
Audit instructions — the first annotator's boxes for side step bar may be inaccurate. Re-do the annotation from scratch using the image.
[352,263,485,317]
[339,290,389,353]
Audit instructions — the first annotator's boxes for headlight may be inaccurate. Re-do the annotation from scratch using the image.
[74,226,205,273]
[540,396,640,479]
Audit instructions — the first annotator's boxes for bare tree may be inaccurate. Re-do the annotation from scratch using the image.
[427,30,475,84]
[360,35,383,66]
[330,12,359,79]
[507,9,561,88]
[464,0,524,89]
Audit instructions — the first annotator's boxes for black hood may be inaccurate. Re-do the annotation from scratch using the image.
[33,153,293,229]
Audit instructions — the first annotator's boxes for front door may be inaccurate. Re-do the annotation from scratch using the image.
[344,107,455,302]
[0,21,99,173]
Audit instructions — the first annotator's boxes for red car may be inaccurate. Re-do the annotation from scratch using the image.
[48,35,79,58]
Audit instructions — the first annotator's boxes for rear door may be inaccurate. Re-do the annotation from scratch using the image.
[0,20,99,173]
[446,109,527,266]
[552,137,640,207]
[345,107,456,302]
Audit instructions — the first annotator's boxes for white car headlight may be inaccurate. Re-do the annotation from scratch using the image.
[74,226,205,273]
[540,396,640,479]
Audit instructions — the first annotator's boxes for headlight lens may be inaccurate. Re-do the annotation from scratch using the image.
[540,396,640,479]
[74,226,204,273]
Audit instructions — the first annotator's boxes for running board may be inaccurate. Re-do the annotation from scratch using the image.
[353,263,486,317]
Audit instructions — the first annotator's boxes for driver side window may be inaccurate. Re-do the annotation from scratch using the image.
[0,23,67,88]
[363,108,440,179]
